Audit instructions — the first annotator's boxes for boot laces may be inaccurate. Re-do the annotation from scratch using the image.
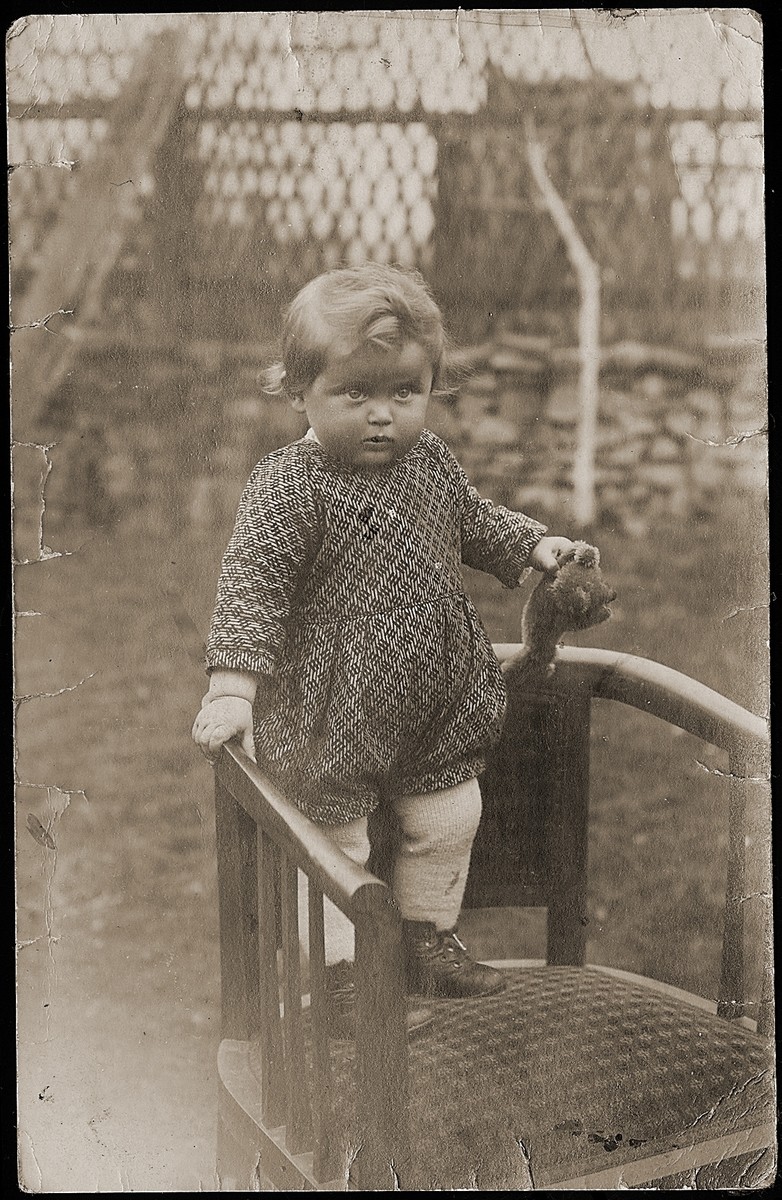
[329,981,355,1006]
[326,962,355,1008]
[439,930,469,963]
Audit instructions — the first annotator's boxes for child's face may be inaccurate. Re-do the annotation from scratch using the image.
[292,341,433,469]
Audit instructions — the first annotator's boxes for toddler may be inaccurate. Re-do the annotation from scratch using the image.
[192,264,576,1032]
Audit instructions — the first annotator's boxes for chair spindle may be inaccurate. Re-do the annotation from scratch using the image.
[215,780,261,1041]
[281,852,313,1153]
[307,882,337,1182]
[718,757,748,1021]
[257,829,285,1126]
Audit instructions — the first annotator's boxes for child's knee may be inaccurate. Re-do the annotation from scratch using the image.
[324,816,371,867]
[394,778,482,854]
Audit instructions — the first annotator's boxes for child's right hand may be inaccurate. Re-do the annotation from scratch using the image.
[191,696,256,764]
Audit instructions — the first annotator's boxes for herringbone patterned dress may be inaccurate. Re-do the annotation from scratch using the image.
[206,430,546,823]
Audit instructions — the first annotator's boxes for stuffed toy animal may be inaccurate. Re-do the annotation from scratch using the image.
[508,542,617,683]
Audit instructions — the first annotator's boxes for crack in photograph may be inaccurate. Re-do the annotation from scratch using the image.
[10,9,773,1193]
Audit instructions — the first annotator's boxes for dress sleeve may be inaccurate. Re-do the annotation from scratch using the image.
[449,450,547,588]
[205,457,319,677]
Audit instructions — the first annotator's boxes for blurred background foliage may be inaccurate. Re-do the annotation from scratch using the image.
[9,11,765,541]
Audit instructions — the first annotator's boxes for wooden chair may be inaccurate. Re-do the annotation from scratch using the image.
[214,645,774,1191]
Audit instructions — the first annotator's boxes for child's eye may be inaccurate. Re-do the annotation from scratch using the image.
[395,384,414,401]
[345,387,366,401]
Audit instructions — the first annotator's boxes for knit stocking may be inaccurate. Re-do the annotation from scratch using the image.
[296,816,370,966]
[391,777,482,930]
[297,778,482,963]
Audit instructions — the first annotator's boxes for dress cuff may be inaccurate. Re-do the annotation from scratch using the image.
[205,647,277,678]
[496,520,548,588]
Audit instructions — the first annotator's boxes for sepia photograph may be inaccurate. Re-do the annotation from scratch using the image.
[10,9,772,1192]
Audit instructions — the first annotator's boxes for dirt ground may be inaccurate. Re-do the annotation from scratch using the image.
[15,528,223,1191]
[14,485,768,1192]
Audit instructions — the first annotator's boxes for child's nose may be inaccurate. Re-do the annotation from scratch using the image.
[368,399,393,423]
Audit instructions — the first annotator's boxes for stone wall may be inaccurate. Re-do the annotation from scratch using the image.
[42,332,766,549]
[426,334,767,534]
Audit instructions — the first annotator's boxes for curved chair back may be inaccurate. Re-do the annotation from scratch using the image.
[466,646,771,1032]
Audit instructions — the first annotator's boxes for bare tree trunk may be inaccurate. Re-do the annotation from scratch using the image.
[525,116,601,528]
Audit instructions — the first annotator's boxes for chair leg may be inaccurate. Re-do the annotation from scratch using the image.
[217,1112,264,1192]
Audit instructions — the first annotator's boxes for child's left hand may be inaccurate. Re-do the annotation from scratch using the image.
[529,536,577,574]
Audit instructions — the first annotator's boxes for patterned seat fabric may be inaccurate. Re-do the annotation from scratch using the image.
[318,967,773,1190]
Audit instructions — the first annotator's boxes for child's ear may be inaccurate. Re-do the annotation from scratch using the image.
[289,394,307,414]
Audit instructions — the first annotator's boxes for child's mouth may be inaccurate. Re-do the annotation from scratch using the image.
[363,435,394,445]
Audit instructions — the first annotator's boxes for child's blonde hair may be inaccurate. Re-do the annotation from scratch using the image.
[265,263,448,397]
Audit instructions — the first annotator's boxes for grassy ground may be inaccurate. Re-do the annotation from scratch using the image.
[15,479,768,1190]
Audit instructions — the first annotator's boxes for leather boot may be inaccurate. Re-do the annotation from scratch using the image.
[324,960,435,1040]
[324,960,357,1040]
[402,921,507,998]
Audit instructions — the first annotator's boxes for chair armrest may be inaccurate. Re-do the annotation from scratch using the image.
[214,745,411,1184]
[495,644,768,763]
[216,742,391,920]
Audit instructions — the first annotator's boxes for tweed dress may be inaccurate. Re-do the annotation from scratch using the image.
[205,429,547,824]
